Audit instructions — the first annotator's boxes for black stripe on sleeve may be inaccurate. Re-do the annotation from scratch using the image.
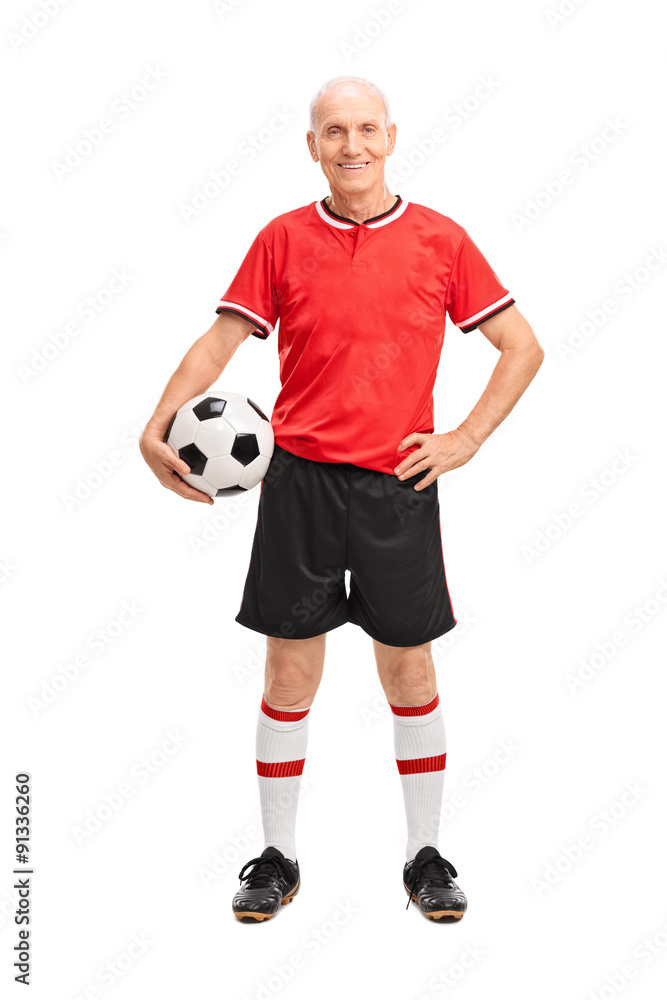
[460,298,515,333]
[215,305,270,339]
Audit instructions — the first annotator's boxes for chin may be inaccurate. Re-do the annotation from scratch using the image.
[333,171,375,184]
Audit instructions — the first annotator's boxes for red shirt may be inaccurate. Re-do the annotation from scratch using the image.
[215,194,514,475]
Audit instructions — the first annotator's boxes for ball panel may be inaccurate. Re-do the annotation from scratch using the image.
[231,433,260,466]
[181,473,216,497]
[215,485,248,497]
[204,453,245,490]
[178,442,207,477]
[247,396,270,422]
[238,455,270,489]
[192,396,227,421]
[194,417,236,459]
[167,409,200,452]
[255,419,275,457]
[163,411,177,443]
[208,388,247,405]
[222,396,261,434]
[176,392,211,415]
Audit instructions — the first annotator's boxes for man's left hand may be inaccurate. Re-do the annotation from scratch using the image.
[393,429,480,490]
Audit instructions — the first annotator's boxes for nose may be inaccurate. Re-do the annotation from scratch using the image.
[341,132,361,157]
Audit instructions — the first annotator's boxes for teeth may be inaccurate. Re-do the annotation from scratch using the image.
[340,163,367,168]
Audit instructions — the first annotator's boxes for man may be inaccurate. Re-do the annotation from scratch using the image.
[140,74,544,923]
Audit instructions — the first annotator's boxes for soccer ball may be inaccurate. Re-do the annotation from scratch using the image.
[164,390,274,497]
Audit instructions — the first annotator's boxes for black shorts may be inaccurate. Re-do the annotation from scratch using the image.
[235,444,457,647]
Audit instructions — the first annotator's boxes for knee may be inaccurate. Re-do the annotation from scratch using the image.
[378,649,436,707]
[385,681,436,707]
[264,659,316,710]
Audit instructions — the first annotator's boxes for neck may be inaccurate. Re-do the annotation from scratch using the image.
[326,184,397,223]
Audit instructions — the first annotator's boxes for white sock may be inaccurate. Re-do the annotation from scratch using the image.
[256,694,311,863]
[389,692,447,862]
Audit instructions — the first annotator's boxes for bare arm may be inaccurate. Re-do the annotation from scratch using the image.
[394,304,545,489]
[456,303,545,449]
[139,311,256,504]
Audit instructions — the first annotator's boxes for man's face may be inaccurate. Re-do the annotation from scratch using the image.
[308,86,396,194]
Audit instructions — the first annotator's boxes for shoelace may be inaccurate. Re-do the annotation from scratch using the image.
[405,855,458,910]
[237,855,294,890]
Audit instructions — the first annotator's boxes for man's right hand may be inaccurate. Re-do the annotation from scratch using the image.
[139,431,215,505]
[137,314,255,506]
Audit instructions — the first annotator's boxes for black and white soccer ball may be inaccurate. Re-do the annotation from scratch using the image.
[164,390,274,497]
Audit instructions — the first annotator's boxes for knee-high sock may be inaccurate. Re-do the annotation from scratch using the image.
[256,694,311,863]
[389,692,446,862]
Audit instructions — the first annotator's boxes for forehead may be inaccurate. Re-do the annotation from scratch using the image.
[317,87,384,125]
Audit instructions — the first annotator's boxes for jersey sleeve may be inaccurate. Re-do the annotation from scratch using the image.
[446,230,515,333]
[215,230,279,339]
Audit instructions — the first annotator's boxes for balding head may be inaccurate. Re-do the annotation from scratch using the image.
[308,76,392,134]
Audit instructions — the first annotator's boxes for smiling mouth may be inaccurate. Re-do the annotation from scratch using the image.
[337,161,370,170]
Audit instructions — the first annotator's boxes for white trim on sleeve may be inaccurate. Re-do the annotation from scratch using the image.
[455,292,514,329]
[216,300,275,334]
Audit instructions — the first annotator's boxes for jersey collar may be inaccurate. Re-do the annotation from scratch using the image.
[316,193,408,229]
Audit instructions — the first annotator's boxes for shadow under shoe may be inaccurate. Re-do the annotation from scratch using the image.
[232,846,300,922]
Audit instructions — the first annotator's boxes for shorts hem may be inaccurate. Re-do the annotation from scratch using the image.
[235,613,350,641]
[348,615,458,647]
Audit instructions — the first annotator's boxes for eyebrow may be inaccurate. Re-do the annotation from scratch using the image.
[323,120,381,128]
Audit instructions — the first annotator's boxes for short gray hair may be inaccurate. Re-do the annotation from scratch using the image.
[308,75,392,133]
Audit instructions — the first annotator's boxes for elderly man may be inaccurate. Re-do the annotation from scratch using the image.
[140,74,544,923]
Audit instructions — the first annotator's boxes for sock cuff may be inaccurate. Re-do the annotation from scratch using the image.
[261,694,311,722]
[389,692,439,717]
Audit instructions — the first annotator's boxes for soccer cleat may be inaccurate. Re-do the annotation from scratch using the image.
[232,846,300,922]
[403,845,467,920]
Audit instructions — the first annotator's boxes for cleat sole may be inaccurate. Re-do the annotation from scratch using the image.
[404,883,466,920]
[281,877,300,904]
[233,878,300,921]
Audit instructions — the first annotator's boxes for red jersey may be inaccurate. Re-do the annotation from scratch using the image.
[215,194,514,475]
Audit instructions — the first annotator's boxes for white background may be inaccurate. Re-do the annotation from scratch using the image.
[1,0,666,997]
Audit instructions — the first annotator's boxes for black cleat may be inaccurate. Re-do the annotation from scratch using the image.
[232,846,300,922]
[403,846,467,920]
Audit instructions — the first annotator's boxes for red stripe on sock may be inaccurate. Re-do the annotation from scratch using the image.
[257,758,306,777]
[396,752,446,774]
[261,695,310,722]
[389,693,439,716]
